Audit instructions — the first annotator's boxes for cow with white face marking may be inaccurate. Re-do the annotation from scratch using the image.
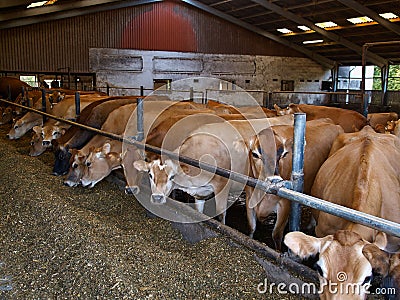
[133,115,294,223]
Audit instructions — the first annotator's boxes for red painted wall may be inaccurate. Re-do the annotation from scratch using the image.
[121,2,197,52]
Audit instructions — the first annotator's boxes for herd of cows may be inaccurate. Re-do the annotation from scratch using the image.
[1,76,400,299]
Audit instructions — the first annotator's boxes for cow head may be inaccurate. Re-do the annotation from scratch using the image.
[64,149,87,187]
[274,103,300,116]
[48,91,65,104]
[7,118,26,139]
[29,127,47,156]
[133,159,179,204]
[52,144,72,176]
[80,143,122,188]
[363,244,400,300]
[0,107,13,125]
[40,124,65,147]
[285,230,387,299]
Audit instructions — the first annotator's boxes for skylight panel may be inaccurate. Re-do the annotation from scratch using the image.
[380,12,398,19]
[347,16,373,24]
[303,39,323,44]
[315,21,338,28]
[298,25,311,31]
[277,28,293,34]
[27,0,57,8]
[27,1,47,8]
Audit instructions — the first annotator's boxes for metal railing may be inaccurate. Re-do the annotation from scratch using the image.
[1,96,400,239]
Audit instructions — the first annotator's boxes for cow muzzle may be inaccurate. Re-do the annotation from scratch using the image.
[42,140,51,146]
[151,194,166,204]
[125,185,140,195]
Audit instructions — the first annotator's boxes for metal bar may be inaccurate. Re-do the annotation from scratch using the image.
[361,44,368,117]
[75,91,81,118]
[1,98,400,238]
[289,113,306,232]
[135,97,144,142]
[381,65,389,108]
[277,188,400,237]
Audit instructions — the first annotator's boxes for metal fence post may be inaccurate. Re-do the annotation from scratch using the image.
[135,97,144,142]
[75,91,80,119]
[289,113,306,232]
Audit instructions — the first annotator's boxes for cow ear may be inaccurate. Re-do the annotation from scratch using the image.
[165,159,180,174]
[362,244,390,276]
[102,143,111,155]
[373,231,387,250]
[33,125,41,134]
[284,231,333,259]
[133,160,149,172]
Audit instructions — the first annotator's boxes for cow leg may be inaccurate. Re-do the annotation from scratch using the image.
[272,198,291,251]
[213,181,231,224]
[245,186,258,238]
[194,198,205,213]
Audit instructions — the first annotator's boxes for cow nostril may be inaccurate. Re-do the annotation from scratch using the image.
[42,141,50,146]
[151,194,165,204]
[125,186,139,195]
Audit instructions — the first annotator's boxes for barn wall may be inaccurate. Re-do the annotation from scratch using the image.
[0,1,305,74]
[90,48,330,106]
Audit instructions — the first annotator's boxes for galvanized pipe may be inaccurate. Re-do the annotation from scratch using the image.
[135,97,144,142]
[289,113,306,232]
[277,188,400,238]
[1,98,400,238]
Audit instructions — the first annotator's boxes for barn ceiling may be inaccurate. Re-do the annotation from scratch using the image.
[1,0,399,68]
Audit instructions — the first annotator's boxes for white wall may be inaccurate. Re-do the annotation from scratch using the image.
[89,48,331,106]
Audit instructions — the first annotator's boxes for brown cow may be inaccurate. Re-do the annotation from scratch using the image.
[133,115,294,223]
[285,230,387,300]
[274,103,367,132]
[363,244,400,299]
[245,118,343,249]
[0,76,31,101]
[285,126,400,299]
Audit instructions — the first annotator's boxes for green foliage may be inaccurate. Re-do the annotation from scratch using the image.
[373,65,400,91]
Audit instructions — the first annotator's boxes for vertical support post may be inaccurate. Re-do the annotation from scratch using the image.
[381,65,389,110]
[189,87,194,101]
[361,45,369,117]
[41,89,47,123]
[140,86,144,97]
[7,85,11,100]
[289,113,306,232]
[75,91,81,119]
[106,83,110,96]
[331,64,338,104]
[135,97,144,142]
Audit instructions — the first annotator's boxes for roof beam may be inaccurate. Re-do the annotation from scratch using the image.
[0,0,162,29]
[337,0,400,37]
[182,0,335,69]
[251,0,388,67]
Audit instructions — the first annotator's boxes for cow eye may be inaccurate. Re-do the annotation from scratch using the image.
[148,173,153,180]
[72,162,78,168]
[314,263,324,277]
[362,275,372,285]
[86,161,91,167]
[169,174,175,181]
[14,125,18,129]
[30,141,34,145]
[251,151,260,159]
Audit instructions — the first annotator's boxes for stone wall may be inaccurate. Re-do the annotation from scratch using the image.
[90,48,331,107]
